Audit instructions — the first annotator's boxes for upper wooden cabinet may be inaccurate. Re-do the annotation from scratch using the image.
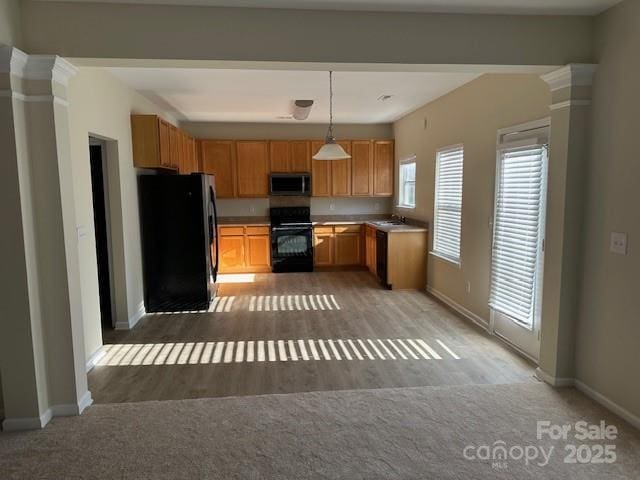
[178,131,198,175]
[168,125,180,170]
[236,141,269,197]
[373,140,394,196]
[351,140,374,196]
[188,136,394,199]
[200,140,237,198]
[131,114,199,174]
[311,140,331,197]
[270,140,311,173]
[269,141,290,172]
[331,141,352,197]
[131,115,177,170]
[289,141,311,172]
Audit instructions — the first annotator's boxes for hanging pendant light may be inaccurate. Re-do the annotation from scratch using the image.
[313,71,351,160]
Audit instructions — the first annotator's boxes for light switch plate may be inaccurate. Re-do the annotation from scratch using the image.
[610,232,628,255]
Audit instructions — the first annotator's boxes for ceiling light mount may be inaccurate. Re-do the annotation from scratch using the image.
[292,99,314,121]
[313,71,351,161]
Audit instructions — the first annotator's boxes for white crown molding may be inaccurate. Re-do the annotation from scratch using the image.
[0,46,28,76]
[541,64,597,92]
[0,90,70,107]
[24,55,79,86]
[0,47,78,85]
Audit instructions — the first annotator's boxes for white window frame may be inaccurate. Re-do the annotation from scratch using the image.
[431,144,464,266]
[397,156,417,209]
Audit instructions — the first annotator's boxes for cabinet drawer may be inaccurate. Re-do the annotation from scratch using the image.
[246,226,270,235]
[314,226,334,234]
[219,226,245,236]
[335,225,362,234]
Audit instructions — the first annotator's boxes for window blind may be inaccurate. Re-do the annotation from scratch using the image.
[433,146,464,262]
[489,144,548,327]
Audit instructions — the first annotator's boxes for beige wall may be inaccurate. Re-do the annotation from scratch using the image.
[393,74,550,323]
[0,0,22,47]
[67,68,175,360]
[182,122,392,141]
[20,1,593,66]
[575,0,640,419]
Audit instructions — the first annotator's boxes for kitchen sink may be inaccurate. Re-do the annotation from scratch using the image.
[372,220,405,226]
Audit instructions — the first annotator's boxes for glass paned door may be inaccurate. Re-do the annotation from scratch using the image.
[490,143,548,361]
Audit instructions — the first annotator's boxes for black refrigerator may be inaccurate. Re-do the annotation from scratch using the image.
[139,173,218,312]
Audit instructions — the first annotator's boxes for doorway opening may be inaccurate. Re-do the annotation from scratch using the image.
[89,138,115,329]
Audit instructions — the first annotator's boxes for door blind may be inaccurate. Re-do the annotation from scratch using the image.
[489,144,548,327]
[433,146,464,262]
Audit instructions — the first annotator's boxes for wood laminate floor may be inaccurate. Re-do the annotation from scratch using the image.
[90,271,536,404]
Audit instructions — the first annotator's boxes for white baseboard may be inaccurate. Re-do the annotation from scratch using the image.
[51,390,93,417]
[534,367,574,387]
[574,379,640,431]
[77,390,93,414]
[535,368,640,431]
[2,391,93,431]
[86,346,106,372]
[115,302,145,330]
[2,408,52,431]
[426,285,489,331]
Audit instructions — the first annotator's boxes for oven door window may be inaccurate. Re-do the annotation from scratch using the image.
[274,231,311,257]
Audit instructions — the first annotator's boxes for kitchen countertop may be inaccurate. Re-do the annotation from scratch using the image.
[314,215,428,233]
[364,222,428,233]
[218,216,270,226]
[217,215,429,233]
[311,214,391,226]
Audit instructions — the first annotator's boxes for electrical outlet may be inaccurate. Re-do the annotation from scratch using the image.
[610,232,628,255]
[374,202,380,211]
[465,281,471,293]
[329,203,335,211]
[250,205,256,214]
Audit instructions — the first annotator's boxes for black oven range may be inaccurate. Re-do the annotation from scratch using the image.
[270,207,313,273]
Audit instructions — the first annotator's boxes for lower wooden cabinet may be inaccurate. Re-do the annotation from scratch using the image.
[334,226,361,265]
[313,225,362,267]
[218,225,271,273]
[365,225,377,274]
[313,227,334,266]
[219,235,245,271]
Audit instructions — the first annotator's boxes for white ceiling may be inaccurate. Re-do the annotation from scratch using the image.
[40,0,622,15]
[108,68,482,124]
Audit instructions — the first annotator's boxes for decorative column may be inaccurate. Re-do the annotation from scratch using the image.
[537,64,597,385]
[0,46,91,430]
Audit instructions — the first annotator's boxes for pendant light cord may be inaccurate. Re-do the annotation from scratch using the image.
[328,71,334,139]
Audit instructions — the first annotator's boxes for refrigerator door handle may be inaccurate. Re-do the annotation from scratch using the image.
[209,185,219,279]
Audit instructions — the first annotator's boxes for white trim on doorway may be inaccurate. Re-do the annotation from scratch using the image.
[86,346,107,372]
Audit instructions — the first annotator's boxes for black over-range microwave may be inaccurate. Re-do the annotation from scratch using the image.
[269,173,311,196]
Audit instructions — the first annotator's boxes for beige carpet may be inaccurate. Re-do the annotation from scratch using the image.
[1,383,638,479]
